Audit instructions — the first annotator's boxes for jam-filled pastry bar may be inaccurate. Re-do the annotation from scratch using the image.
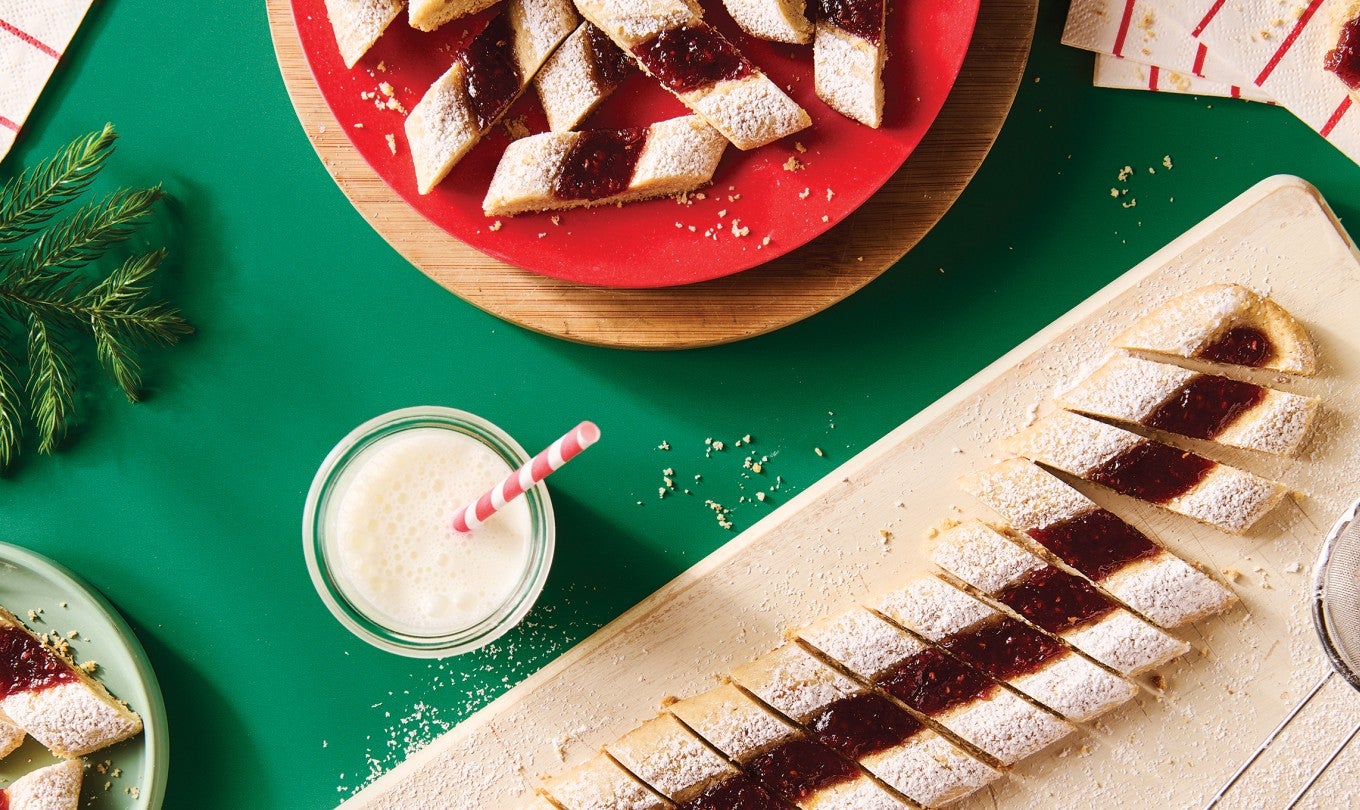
[540,751,671,810]
[872,576,1138,723]
[534,22,635,131]
[409,0,504,31]
[730,644,1004,806]
[406,0,578,193]
[668,683,927,809]
[324,0,405,68]
[0,608,142,758]
[1113,284,1317,376]
[483,115,727,215]
[1058,354,1319,456]
[961,458,1238,628]
[796,607,1073,767]
[1,760,82,810]
[932,521,1191,676]
[574,0,811,149]
[1005,410,1288,534]
[813,0,888,126]
[607,712,785,808]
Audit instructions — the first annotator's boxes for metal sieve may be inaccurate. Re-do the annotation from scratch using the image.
[1205,499,1360,808]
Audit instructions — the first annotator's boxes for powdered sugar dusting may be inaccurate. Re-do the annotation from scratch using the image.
[961,458,1098,531]
[797,607,926,679]
[932,521,1045,594]
[872,576,992,642]
[606,713,733,800]
[1009,654,1137,723]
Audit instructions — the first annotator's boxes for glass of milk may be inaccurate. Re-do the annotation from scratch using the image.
[303,407,555,657]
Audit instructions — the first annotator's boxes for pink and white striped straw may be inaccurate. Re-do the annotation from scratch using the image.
[452,421,600,534]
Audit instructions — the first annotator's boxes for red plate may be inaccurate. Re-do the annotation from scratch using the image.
[291,0,980,287]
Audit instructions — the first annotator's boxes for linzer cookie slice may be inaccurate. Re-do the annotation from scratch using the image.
[324,0,406,68]
[961,459,1238,628]
[796,607,1072,766]
[668,683,923,810]
[1058,354,1320,456]
[540,751,670,810]
[729,644,1000,807]
[483,115,727,215]
[1005,410,1288,534]
[932,521,1191,675]
[574,0,811,148]
[813,0,888,126]
[534,23,635,131]
[0,608,142,758]
[406,0,578,193]
[721,0,812,44]
[1,759,82,810]
[1114,284,1317,375]
[409,0,503,31]
[606,712,784,808]
[871,576,1138,723]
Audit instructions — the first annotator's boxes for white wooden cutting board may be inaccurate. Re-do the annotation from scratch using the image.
[341,175,1360,809]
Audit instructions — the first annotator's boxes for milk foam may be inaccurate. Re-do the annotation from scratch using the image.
[329,427,533,636]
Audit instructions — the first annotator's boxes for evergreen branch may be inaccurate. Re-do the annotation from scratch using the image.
[0,124,117,251]
[91,319,141,402]
[24,311,76,454]
[9,185,164,283]
[0,343,21,467]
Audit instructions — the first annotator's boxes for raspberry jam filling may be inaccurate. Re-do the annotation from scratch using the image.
[877,645,993,716]
[461,13,523,130]
[0,625,75,700]
[1195,325,1275,368]
[815,0,885,44]
[942,615,1066,681]
[746,736,859,803]
[679,773,783,810]
[994,565,1117,635]
[553,128,648,200]
[633,25,754,94]
[1089,440,1216,504]
[1027,509,1161,582]
[585,23,634,89]
[1144,374,1267,440]
[806,690,922,759]
[1325,16,1360,90]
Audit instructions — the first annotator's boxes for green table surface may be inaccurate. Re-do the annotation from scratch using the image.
[3,0,1358,807]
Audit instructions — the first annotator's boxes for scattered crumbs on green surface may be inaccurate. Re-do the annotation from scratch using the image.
[336,586,605,799]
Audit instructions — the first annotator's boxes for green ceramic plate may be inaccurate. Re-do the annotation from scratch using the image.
[0,542,168,808]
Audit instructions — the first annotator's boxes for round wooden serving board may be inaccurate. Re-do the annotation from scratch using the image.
[268,0,1037,349]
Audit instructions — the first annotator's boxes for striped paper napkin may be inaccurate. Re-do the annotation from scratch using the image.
[0,0,95,162]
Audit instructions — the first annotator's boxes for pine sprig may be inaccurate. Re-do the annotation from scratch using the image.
[0,125,191,465]
[24,311,76,454]
[8,185,164,285]
[0,124,116,252]
[0,345,21,466]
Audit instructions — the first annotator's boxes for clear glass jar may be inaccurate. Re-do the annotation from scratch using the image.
[303,407,555,657]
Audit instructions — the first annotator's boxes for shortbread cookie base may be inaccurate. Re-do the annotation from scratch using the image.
[542,752,669,810]
[409,0,502,31]
[721,0,812,43]
[814,22,885,127]
[5,759,82,810]
[324,0,405,68]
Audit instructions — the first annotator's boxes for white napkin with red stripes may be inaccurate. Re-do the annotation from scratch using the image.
[0,0,95,162]
[1063,0,1360,166]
